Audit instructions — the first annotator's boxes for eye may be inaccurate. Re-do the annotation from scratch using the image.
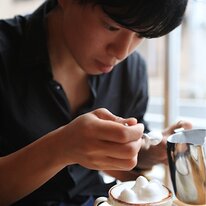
[103,22,119,32]
[107,25,119,31]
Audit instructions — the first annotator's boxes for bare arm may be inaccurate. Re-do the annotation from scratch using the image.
[0,129,65,206]
[0,108,144,205]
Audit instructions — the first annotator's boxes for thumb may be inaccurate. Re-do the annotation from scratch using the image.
[162,120,193,137]
[92,108,121,122]
[92,108,137,126]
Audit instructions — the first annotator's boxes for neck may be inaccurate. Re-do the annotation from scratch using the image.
[45,7,90,115]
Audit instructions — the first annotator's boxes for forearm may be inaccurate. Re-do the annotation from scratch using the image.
[0,128,66,206]
[0,108,146,205]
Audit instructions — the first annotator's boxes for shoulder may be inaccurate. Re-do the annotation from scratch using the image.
[0,15,29,75]
[0,0,55,55]
[123,51,147,77]
[0,16,29,82]
[126,51,146,66]
[0,16,27,53]
[114,51,148,87]
[114,51,147,77]
[0,16,24,72]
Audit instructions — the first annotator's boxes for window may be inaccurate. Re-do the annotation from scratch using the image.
[138,0,206,130]
[0,0,44,19]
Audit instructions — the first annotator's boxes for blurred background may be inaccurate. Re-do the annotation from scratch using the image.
[0,0,205,191]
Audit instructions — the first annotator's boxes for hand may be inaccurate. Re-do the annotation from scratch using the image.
[161,120,193,138]
[136,120,193,170]
[57,108,144,171]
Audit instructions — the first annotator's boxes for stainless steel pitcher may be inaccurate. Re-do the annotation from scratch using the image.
[167,129,206,205]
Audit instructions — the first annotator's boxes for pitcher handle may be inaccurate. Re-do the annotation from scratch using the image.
[94,197,111,206]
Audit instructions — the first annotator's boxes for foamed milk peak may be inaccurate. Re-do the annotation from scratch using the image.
[118,176,169,203]
[118,188,137,203]
[131,175,148,192]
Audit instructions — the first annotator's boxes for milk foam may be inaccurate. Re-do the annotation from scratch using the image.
[115,176,169,204]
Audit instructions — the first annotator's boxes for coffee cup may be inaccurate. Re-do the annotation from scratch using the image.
[94,176,173,206]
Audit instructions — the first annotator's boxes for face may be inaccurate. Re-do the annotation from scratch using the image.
[58,0,144,75]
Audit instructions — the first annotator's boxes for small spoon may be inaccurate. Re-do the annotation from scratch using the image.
[124,123,163,149]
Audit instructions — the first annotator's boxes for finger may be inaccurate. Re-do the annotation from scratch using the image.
[124,118,138,126]
[95,155,138,171]
[92,108,121,122]
[98,139,142,160]
[176,120,193,130]
[163,120,193,136]
[92,108,138,126]
[95,122,144,143]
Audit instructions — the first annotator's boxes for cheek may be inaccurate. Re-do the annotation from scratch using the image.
[61,21,86,55]
[132,38,144,50]
[79,33,108,58]
[67,25,97,48]
[126,38,143,56]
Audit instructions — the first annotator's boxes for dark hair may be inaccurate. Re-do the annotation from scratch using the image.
[76,0,188,38]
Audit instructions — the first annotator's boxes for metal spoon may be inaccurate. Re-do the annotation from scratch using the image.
[124,123,163,149]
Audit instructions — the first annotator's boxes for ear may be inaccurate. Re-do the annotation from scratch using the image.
[58,0,73,11]
[58,0,66,9]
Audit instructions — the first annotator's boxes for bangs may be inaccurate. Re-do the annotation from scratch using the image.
[100,0,188,38]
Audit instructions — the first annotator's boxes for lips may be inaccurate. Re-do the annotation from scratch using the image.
[95,60,115,73]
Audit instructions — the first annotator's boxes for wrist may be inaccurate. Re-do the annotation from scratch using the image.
[48,125,76,168]
[40,127,68,169]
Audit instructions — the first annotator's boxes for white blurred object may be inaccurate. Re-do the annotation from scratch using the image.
[142,131,163,149]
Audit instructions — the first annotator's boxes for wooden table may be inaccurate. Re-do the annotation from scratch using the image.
[173,199,206,206]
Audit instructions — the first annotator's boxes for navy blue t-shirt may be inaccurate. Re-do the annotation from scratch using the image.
[0,0,149,205]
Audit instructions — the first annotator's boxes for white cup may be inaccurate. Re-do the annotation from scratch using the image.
[94,181,173,206]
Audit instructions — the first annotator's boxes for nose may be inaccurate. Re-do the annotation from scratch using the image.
[107,32,142,60]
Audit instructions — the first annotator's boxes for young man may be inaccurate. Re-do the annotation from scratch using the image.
[0,0,192,205]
